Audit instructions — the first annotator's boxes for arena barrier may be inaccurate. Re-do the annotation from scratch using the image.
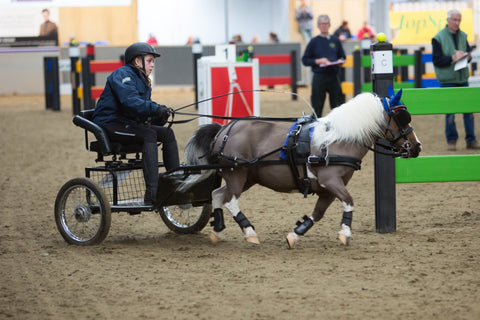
[396,87,480,183]
[253,51,298,100]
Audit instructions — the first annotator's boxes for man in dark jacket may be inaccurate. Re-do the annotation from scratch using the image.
[302,15,346,117]
[93,42,179,206]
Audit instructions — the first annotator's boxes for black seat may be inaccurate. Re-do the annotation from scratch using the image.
[73,109,142,160]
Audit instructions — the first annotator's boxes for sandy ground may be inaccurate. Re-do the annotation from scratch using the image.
[1,88,479,320]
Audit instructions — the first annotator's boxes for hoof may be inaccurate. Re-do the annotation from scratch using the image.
[245,236,260,245]
[209,231,221,245]
[286,232,299,249]
[338,233,350,246]
[338,224,351,246]
[243,226,259,245]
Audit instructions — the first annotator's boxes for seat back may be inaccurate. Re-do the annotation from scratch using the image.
[73,109,112,155]
[73,110,144,161]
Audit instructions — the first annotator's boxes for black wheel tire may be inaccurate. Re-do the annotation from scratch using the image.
[158,203,212,234]
[54,178,111,245]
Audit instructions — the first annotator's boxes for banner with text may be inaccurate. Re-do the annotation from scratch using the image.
[390,9,474,45]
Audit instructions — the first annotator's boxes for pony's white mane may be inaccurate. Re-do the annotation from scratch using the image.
[311,92,386,148]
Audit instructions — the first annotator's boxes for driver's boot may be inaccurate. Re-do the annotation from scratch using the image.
[142,142,159,206]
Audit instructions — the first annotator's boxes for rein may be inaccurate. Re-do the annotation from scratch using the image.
[167,89,315,124]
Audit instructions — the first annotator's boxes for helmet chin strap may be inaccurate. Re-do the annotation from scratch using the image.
[141,56,146,73]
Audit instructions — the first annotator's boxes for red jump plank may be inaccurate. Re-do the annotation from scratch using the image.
[89,60,123,73]
[259,76,291,86]
[91,86,103,99]
[254,54,291,65]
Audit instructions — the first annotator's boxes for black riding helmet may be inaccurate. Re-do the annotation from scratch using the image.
[124,42,160,65]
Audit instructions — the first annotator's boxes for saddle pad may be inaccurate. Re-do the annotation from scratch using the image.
[279,122,314,160]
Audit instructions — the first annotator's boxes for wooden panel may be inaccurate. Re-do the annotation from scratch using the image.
[58,0,138,46]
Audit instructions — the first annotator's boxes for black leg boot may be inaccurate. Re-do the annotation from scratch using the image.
[142,142,159,206]
[162,141,180,172]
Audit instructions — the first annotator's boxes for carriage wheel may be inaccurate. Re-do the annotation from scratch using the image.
[54,178,111,245]
[158,203,212,234]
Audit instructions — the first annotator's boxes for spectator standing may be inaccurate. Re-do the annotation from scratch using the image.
[302,15,346,117]
[333,20,352,41]
[295,0,314,42]
[357,22,375,40]
[146,33,158,46]
[432,9,479,150]
[269,32,279,43]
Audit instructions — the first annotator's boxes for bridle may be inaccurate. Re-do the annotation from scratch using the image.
[370,98,415,158]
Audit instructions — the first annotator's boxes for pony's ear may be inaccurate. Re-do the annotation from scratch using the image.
[390,88,403,107]
[387,85,395,98]
[382,97,390,114]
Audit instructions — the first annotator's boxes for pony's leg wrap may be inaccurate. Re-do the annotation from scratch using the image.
[294,215,314,235]
[233,211,254,230]
[341,211,353,228]
[338,202,353,245]
[224,196,259,244]
[211,208,226,232]
[287,215,314,249]
[209,186,226,245]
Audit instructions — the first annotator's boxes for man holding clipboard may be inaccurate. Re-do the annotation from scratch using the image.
[302,14,346,117]
[432,9,479,150]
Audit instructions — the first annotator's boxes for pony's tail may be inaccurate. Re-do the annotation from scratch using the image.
[176,123,222,192]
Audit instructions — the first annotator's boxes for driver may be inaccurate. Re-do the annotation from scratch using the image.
[92,42,179,206]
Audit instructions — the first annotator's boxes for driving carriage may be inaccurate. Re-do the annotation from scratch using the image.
[54,109,222,246]
[54,89,421,247]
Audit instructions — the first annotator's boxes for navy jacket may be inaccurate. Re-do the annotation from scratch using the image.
[302,35,345,75]
[92,64,163,127]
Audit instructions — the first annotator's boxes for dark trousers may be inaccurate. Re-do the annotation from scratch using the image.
[103,122,176,145]
[311,72,345,117]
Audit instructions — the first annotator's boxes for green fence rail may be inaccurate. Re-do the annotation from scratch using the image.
[395,87,480,183]
[400,87,480,115]
[396,155,480,183]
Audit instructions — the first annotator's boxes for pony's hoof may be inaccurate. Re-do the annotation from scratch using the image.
[245,236,260,245]
[338,233,350,246]
[338,224,351,246]
[286,232,299,249]
[209,231,221,245]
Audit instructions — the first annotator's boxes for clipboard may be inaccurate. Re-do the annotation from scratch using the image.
[319,59,345,67]
[453,53,468,71]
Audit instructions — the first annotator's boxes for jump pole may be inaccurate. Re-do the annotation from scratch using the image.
[370,34,396,234]
[69,43,82,115]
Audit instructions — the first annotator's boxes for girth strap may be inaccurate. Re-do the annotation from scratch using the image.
[308,153,362,170]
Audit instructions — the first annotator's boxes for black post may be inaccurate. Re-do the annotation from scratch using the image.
[83,44,96,109]
[69,44,81,115]
[43,56,60,111]
[371,38,396,234]
[290,50,298,100]
[82,57,94,109]
[414,49,423,88]
[353,49,361,95]
[192,43,202,110]
[400,49,408,82]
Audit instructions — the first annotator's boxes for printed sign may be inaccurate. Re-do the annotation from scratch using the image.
[390,9,474,45]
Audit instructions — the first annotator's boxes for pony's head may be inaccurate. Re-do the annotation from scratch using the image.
[381,88,422,158]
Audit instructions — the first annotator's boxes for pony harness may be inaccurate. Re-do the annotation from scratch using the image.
[211,116,362,197]
[281,115,362,197]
